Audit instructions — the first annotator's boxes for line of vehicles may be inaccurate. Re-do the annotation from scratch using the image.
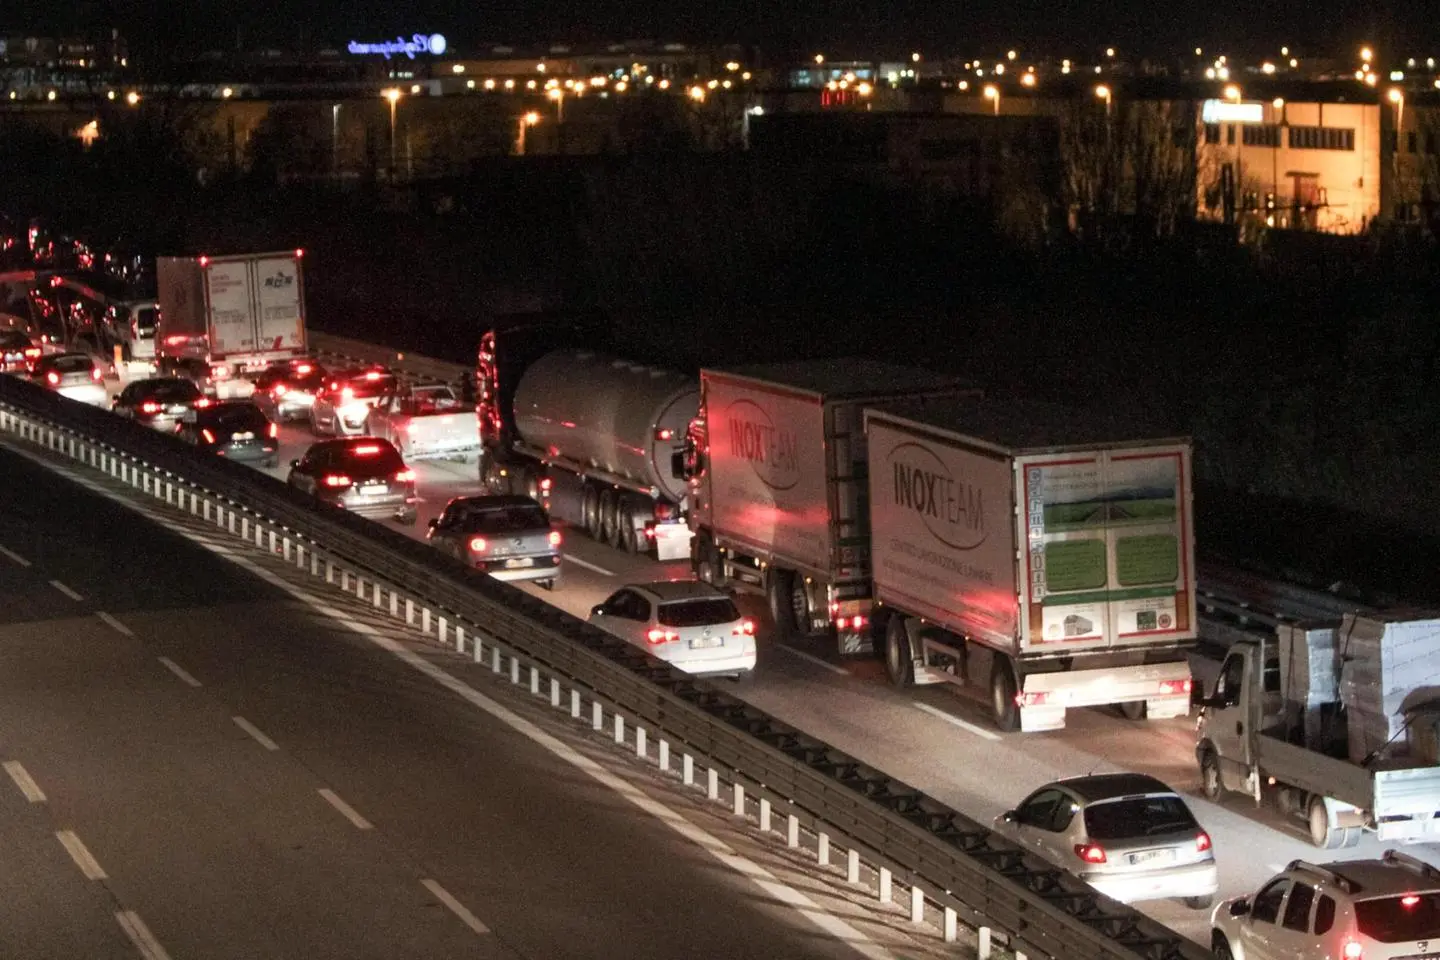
[6,224,1440,959]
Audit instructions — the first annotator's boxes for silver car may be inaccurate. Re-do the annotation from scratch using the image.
[426,495,562,589]
[32,352,108,406]
[588,580,757,679]
[994,773,1218,909]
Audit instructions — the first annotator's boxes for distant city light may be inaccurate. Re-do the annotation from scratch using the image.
[814,54,824,65]
[126,91,140,106]
[911,52,921,62]
[1361,46,1373,62]
[1281,46,1289,56]
[466,79,475,89]
[221,87,233,97]
[857,81,873,95]
[1223,84,1241,100]
[1020,73,1036,87]
[1105,47,1115,57]
[725,61,739,71]
[1261,62,1276,74]
[689,85,706,101]
[1007,49,1017,61]
[1195,47,1202,56]
[452,64,465,74]
[484,78,496,90]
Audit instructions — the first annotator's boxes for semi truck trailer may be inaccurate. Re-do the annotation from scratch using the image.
[680,360,979,654]
[475,315,696,561]
[866,397,1198,732]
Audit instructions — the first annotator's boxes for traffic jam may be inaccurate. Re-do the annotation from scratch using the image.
[7,219,1440,958]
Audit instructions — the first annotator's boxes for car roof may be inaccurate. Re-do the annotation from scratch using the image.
[1052,773,1177,803]
[1320,858,1440,897]
[627,580,730,603]
[449,495,542,509]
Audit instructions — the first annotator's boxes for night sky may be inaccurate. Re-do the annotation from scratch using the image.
[17,0,1440,62]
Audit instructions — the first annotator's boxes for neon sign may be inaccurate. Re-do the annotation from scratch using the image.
[347,34,447,60]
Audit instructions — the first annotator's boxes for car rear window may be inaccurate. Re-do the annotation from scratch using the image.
[202,406,268,431]
[1355,893,1440,943]
[143,380,201,402]
[335,376,395,399]
[335,442,404,474]
[467,505,549,532]
[1082,795,1198,840]
[657,598,741,628]
[50,355,93,373]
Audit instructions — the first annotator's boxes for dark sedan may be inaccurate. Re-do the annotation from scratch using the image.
[176,401,279,465]
[112,377,207,431]
[287,437,418,524]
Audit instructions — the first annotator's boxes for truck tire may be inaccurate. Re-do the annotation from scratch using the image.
[767,568,799,640]
[1200,750,1226,802]
[598,489,617,544]
[990,659,1020,732]
[620,505,641,553]
[884,618,914,688]
[694,537,721,585]
[1309,796,1342,849]
[1119,700,1148,721]
[582,486,601,539]
[608,497,630,550]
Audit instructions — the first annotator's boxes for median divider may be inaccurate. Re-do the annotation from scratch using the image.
[0,373,1208,960]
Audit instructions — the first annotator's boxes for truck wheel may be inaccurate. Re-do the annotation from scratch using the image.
[990,660,1020,732]
[1200,750,1226,802]
[620,510,641,554]
[767,568,799,640]
[884,618,914,688]
[582,486,601,538]
[1119,700,1148,721]
[597,490,617,544]
[608,498,629,550]
[1309,796,1342,849]
[1340,827,1361,848]
[694,538,721,585]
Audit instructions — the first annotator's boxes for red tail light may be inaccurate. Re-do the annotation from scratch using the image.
[322,474,352,487]
[90,367,102,381]
[45,371,59,385]
[644,528,656,538]
[548,530,562,546]
[539,477,553,492]
[23,346,39,358]
[654,502,675,520]
[1195,831,1212,853]
[201,428,216,443]
[732,619,755,636]
[295,363,312,374]
[1159,679,1192,696]
[352,444,381,455]
[1074,843,1107,864]
[140,400,161,414]
[363,371,383,380]
[1402,894,1422,907]
[267,422,278,439]
[655,427,674,440]
[468,536,487,552]
[273,383,289,396]
[646,628,678,645]
[1342,940,1363,960]
[193,397,212,408]
[164,334,189,345]
[1017,691,1050,707]
[394,469,415,482]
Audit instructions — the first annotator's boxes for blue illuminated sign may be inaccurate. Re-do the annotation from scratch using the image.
[347,33,447,60]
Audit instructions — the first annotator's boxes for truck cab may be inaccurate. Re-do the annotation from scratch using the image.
[1196,641,1282,801]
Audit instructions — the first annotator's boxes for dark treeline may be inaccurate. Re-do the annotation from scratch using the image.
[8,112,1440,602]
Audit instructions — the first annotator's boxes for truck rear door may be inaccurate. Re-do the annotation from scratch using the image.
[251,254,305,353]
[203,259,257,357]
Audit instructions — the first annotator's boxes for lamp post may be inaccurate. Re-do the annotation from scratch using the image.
[983,84,999,116]
[1271,98,1286,220]
[1225,84,1244,223]
[382,88,401,175]
[1094,83,1112,117]
[1388,88,1405,176]
[516,111,540,156]
[547,87,564,124]
[331,103,340,175]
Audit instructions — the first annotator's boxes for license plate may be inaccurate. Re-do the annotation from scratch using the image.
[1128,850,1174,866]
[689,636,723,649]
[243,362,268,373]
[360,484,387,495]
[166,404,187,414]
[505,557,535,569]
[233,431,254,441]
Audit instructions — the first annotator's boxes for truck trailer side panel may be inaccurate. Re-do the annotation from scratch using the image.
[702,373,831,573]
[203,259,257,358]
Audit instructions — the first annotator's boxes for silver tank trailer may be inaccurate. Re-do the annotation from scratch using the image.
[512,349,697,503]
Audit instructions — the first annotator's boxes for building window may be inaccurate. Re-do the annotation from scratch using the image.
[1427,132,1437,154]
[1288,126,1355,151]
[1204,123,1220,145]
[1242,124,1281,147]
[1408,131,1417,153]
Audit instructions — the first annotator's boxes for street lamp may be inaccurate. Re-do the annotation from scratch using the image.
[382,88,401,173]
[1388,88,1405,176]
[331,103,340,174]
[547,86,564,123]
[516,111,540,156]
[1094,83,1112,116]
[1223,84,1242,101]
[125,91,140,106]
[983,84,999,115]
[689,85,706,102]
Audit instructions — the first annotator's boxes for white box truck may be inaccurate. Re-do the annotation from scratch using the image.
[156,250,308,397]
[682,361,979,654]
[866,397,1197,732]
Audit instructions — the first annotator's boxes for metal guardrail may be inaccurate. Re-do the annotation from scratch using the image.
[0,373,1207,960]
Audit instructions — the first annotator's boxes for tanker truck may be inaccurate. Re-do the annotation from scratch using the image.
[476,315,697,561]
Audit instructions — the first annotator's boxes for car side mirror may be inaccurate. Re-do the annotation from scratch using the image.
[1228,898,1250,918]
[591,605,605,617]
[999,810,1017,823]
[288,459,300,470]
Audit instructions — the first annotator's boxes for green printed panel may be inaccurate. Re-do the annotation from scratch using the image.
[1044,539,1107,592]
[1115,534,1179,586]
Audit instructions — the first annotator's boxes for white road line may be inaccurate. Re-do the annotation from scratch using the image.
[776,644,850,676]
[318,788,374,830]
[420,878,491,935]
[914,702,1003,742]
[48,579,84,601]
[0,543,31,567]
[21,445,896,959]
[96,611,135,637]
[562,553,613,576]
[2,761,46,803]
[232,716,279,751]
[116,910,173,960]
[157,657,202,688]
[56,829,107,880]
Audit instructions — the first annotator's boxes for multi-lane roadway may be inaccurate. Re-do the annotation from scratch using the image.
[238,413,1440,946]
[0,439,958,960]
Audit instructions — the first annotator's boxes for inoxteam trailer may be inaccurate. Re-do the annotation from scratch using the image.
[866,397,1197,732]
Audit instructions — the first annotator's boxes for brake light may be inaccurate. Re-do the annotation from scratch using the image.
[295,363,312,374]
[539,477,553,492]
[842,615,866,630]
[1342,939,1363,960]
[394,469,415,482]
[468,536,487,552]
[210,365,230,380]
[1074,843,1107,864]
[1195,831,1212,853]
[352,444,381,455]
[1017,691,1050,707]
[1402,894,1422,907]
[90,367,102,381]
[656,427,674,440]
[322,474,352,488]
[294,248,304,259]
[267,422,278,439]
[193,398,212,408]
[548,530,562,546]
[341,387,354,400]
[273,383,288,396]
[732,619,755,636]
[140,400,161,414]
[198,255,210,267]
[644,527,656,538]
[164,335,189,345]
[646,628,678,645]
[654,502,675,520]
[364,371,383,381]
[23,346,39,358]
[45,371,59,385]
[201,428,216,443]
[1159,679,1192,696]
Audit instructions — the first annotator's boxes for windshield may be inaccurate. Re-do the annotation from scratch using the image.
[465,505,549,532]
[405,388,462,413]
[132,306,158,335]
[1083,795,1198,839]
[657,598,741,627]
[1356,894,1440,943]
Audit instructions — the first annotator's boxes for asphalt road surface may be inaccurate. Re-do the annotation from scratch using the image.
[0,438,958,960]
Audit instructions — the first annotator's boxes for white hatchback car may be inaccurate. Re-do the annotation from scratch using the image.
[588,580,756,679]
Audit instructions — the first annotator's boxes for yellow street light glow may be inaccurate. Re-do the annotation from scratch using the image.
[1360,46,1372,62]
[222,87,233,97]
[742,71,751,80]
[547,88,562,101]
[505,79,516,89]
[814,54,824,65]
[452,64,465,74]
[1365,73,1378,86]
[995,63,1006,75]
[1020,73,1036,87]
[537,62,546,72]
[523,111,540,125]
[911,52,920,62]
[857,81,873,95]
[725,61,739,71]
[1223,84,1241,101]
[126,91,140,106]
[409,83,421,94]
[1205,68,1217,80]
[1007,49,1017,60]
[615,81,628,92]
[107,90,116,100]
[484,78,496,90]
[1272,97,1285,108]
[1195,47,1203,56]
[524,79,536,89]
[1388,88,1403,103]
[1281,46,1289,56]
[721,79,732,89]
[466,79,475,89]
[1106,47,1115,57]
[689,85,706,101]
[1261,62,1276,74]
[707,78,718,89]
[983,84,999,99]
[1095,84,1111,99]
[1290,58,1299,67]
[957,80,969,90]
[47,90,56,101]
[590,75,606,86]
[658,78,670,89]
